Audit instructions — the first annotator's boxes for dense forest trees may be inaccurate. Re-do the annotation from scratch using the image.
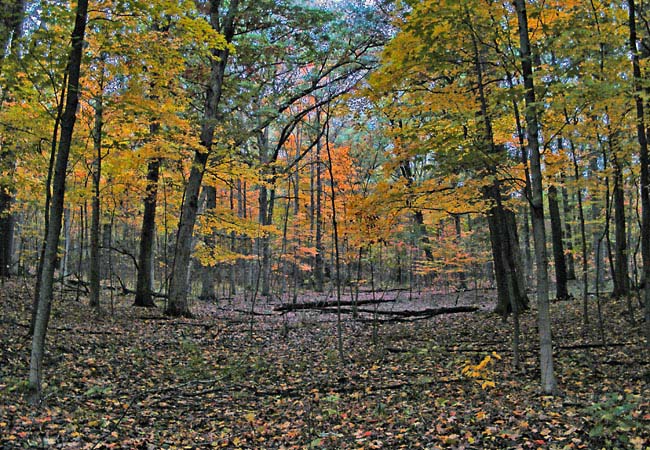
[1,0,649,404]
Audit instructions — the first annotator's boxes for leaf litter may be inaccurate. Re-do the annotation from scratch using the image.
[0,280,648,449]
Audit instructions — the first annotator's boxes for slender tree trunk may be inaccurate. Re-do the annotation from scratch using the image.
[200,185,217,300]
[569,141,590,325]
[89,93,103,310]
[166,0,239,317]
[30,70,67,335]
[134,157,160,307]
[514,0,558,393]
[468,20,527,318]
[507,71,533,284]
[28,0,89,404]
[548,184,569,300]
[560,176,576,280]
[314,138,324,292]
[454,214,467,289]
[59,207,71,279]
[628,0,650,345]
[612,154,630,298]
[556,139,576,281]
[590,157,604,292]
[324,120,344,362]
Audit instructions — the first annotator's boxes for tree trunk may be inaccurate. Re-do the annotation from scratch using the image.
[314,138,324,292]
[134,157,160,307]
[612,155,630,298]
[548,184,569,300]
[0,186,14,277]
[561,178,576,280]
[59,208,71,279]
[557,138,576,281]
[514,0,558,394]
[487,194,529,317]
[569,140,590,325]
[0,0,25,278]
[199,185,217,300]
[28,0,88,405]
[468,21,527,318]
[454,214,467,289]
[628,0,650,345]
[166,0,239,317]
[89,94,103,310]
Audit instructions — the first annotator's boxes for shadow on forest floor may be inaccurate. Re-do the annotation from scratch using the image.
[0,278,648,449]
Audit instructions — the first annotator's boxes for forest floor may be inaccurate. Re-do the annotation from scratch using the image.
[0,278,649,449]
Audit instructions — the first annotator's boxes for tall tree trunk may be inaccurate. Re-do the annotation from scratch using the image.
[557,138,576,281]
[590,156,604,292]
[0,185,14,278]
[628,0,650,345]
[200,185,217,300]
[0,0,24,279]
[166,0,239,317]
[507,71,533,284]
[28,0,89,405]
[569,140,590,325]
[468,19,527,318]
[454,214,467,289]
[314,138,324,292]
[514,0,558,394]
[134,157,160,307]
[324,119,344,362]
[548,184,569,300]
[560,176,576,280]
[59,207,71,279]
[612,154,630,298]
[89,93,103,310]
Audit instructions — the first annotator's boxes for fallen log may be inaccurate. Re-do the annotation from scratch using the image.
[356,306,479,323]
[274,297,395,312]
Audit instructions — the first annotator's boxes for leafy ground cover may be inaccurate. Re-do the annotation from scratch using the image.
[0,279,648,449]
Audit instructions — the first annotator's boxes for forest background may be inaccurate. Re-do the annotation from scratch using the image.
[0,0,649,448]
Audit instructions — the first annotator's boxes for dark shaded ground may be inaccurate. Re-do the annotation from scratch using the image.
[0,279,648,449]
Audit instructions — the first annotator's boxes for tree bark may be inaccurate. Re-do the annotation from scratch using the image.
[89,93,103,310]
[199,185,217,300]
[612,154,630,298]
[134,157,160,307]
[0,0,26,279]
[0,186,14,277]
[28,0,89,404]
[628,0,650,346]
[548,184,569,300]
[467,19,527,318]
[166,0,239,317]
[560,177,576,280]
[514,0,558,394]
[314,137,324,292]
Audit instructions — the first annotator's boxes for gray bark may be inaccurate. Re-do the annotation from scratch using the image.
[134,157,160,307]
[28,0,89,404]
[199,185,217,300]
[514,0,558,394]
[628,0,650,345]
[166,0,239,317]
[548,184,569,300]
[89,94,103,310]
